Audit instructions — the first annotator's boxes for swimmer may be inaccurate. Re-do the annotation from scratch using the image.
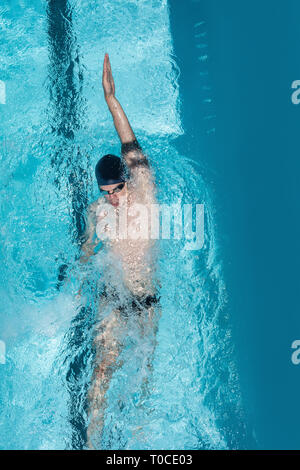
[80,53,160,448]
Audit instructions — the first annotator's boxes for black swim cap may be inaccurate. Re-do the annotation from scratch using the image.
[95,154,128,186]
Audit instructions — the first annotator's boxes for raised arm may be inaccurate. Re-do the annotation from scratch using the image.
[102,53,148,169]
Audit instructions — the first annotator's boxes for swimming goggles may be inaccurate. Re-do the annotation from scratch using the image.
[100,182,125,195]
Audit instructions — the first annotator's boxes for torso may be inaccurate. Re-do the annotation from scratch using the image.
[91,166,157,297]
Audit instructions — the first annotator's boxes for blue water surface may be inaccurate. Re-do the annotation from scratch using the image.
[172,0,300,450]
[3,0,297,450]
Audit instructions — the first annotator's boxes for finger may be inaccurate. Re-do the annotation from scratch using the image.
[106,55,112,71]
[103,54,108,72]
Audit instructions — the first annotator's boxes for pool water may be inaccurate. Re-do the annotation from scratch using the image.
[0,0,251,450]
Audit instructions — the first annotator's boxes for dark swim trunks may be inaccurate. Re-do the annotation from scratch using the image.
[100,286,160,317]
[127,294,160,316]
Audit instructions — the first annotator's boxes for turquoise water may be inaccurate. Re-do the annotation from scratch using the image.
[0,0,255,450]
[172,0,300,450]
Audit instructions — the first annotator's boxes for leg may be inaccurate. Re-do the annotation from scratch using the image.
[87,306,125,449]
[139,304,161,399]
[128,303,161,441]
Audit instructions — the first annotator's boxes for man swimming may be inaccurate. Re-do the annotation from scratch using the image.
[80,53,160,448]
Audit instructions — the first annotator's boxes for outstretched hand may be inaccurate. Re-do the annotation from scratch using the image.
[102,53,115,100]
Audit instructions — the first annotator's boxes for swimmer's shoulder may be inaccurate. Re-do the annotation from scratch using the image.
[128,167,157,205]
[89,197,106,213]
[89,197,112,222]
[85,198,106,225]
